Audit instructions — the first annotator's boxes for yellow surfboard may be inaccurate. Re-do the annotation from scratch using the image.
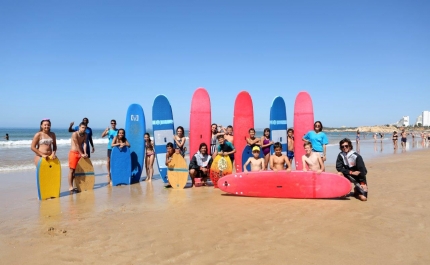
[74,157,95,192]
[36,157,61,200]
[210,155,232,188]
[167,153,189,189]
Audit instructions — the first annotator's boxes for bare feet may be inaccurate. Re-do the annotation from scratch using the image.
[357,194,367,201]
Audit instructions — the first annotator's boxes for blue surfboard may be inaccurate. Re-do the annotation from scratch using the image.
[110,146,132,186]
[242,145,264,172]
[125,104,146,184]
[152,95,175,183]
[270,96,288,155]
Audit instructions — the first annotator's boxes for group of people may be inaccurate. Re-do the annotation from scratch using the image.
[30,118,369,201]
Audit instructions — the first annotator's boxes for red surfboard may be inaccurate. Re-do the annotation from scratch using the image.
[190,88,212,156]
[233,91,254,173]
[293,92,314,170]
[217,171,351,199]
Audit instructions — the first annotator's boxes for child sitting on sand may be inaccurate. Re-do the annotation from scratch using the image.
[302,142,324,173]
[269,142,291,172]
[243,146,265,172]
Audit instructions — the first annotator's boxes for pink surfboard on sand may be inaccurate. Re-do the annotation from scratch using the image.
[233,91,254,173]
[217,171,351,199]
[293,92,314,170]
[190,88,211,156]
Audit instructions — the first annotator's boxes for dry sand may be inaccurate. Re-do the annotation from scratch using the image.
[1,149,430,264]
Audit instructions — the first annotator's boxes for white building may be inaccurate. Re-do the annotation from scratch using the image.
[416,115,423,126]
[423,111,430,126]
[396,116,409,127]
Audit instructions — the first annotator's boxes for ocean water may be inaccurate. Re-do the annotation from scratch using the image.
[0,128,427,173]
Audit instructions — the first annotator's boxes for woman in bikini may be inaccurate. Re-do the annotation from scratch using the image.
[260,128,273,170]
[144,132,155,182]
[174,126,187,157]
[31,119,57,166]
[392,131,398,149]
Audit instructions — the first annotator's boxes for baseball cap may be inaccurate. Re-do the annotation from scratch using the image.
[252,146,260,152]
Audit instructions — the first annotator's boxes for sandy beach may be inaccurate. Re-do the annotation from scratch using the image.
[0,147,429,264]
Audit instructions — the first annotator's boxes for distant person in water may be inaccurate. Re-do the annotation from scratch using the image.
[379,133,384,142]
[101,119,118,184]
[67,122,88,193]
[31,119,57,166]
[401,130,407,149]
[69,117,94,158]
[392,131,398,149]
[287,128,294,164]
[189,143,213,187]
[144,133,155,182]
[4,133,9,140]
[303,121,328,163]
[336,138,368,202]
[373,133,377,142]
[302,142,324,173]
[174,126,187,157]
[260,128,273,170]
[356,130,360,146]
[269,142,291,172]
[243,146,265,172]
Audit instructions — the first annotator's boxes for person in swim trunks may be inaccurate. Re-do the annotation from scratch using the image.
[68,122,88,193]
[401,130,407,149]
[287,128,294,164]
[260,128,273,170]
[101,119,118,184]
[31,119,57,166]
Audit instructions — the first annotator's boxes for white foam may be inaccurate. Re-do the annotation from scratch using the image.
[0,159,107,172]
[0,138,108,148]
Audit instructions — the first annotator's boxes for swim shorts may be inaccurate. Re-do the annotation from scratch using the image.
[401,137,407,143]
[69,150,81,169]
[287,150,294,159]
[107,149,112,158]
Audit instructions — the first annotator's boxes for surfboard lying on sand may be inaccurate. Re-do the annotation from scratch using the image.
[125,103,146,183]
[210,155,232,188]
[190,88,211,156]
[36,157,61,200]
[75,157,95,192]
[293,92,314,170]
[167,153,189,189]
[110,146,132,186]
[217,171,351,199]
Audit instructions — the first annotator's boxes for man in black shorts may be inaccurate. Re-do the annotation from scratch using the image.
[189,143,213,187]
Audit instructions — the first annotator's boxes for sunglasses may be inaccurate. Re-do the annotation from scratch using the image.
[341,145,349,148]
[315,125,321,127]
[111,123,116,124]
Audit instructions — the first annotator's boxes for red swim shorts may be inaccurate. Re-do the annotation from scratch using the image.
[69,151,81,169]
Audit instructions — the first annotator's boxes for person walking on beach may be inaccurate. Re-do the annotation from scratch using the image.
[101,119,118,183]
[173,126,187,157]
[302,142,324,173]
[269,142,291,172]
[373,133,377,143]
[144,133,155,182]
[303,121,328,163]
[336,138,368,202]
[243,146,265,172]
[379,133,384,142]
[260,128,273,170]
[392,131,398,149]
[4,133,9,140]
[31,119,57,166]
[189,143,213,187]
[68,122,88,193]
[401,130,407,149]
[287,128,294,164]
[69,117,94,157]
[356,130,360,145]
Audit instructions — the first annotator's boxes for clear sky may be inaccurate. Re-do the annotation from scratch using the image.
[1,1,429,129]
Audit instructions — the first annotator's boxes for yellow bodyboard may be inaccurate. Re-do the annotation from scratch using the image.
[167,153,189,189]
[36,157,61,200]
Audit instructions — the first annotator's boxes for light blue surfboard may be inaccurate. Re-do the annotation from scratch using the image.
[152,95,175,183]
[242,145,264,172]
[110,146,132,186]
[270,96,288,155]
[125,104,146,184]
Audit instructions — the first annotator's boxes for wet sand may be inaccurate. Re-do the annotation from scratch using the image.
[1,149,430,264]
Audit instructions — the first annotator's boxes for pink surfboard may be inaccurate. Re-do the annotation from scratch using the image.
[190,88,212,156]
[233,91,254,173]
[293,92,314,170]
[217,171,351,199]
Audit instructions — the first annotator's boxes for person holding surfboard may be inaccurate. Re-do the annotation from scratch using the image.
[287,128,294,164]
[260,128,273,170]
[111,129,130,149]
[269,142,291,172]
[336,138,368,201]
[101,119,118,184]
[68,117,94,158]
[173,126,187,157]
[144,133,155,182]
[303,121,328,163]
[189,143,213,186]
[31,119,57,166]
[217,134,236,163]
[243,146,265,172]
[302,142,324,173]
[68,122,88,193]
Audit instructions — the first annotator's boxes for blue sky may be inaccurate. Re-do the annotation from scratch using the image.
[1,1,429,129]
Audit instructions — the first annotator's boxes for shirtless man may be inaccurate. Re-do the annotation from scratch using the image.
[302,142,324,173]
[269,142,292,172]
[222,125,234,143]
[401,130,407,149]
[68,122,88,192]
[287,128,294,164]
[243,146,265,172]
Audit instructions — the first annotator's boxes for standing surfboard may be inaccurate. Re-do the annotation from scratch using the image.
[190,88,211,156]
[110,146,132,186]
[293,92,314,170]
[241,146,264,172]
[167,153,189,189]
[75,157,95,192]
[125,104,146,183]
[233,91,254,173]
[270,96,288,155]
[36,157,61,200]
[152,95,175,183]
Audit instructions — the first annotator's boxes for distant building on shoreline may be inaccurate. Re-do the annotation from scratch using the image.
[396,116,409,127]
[423,111,430,126]
[416,115,423,126]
